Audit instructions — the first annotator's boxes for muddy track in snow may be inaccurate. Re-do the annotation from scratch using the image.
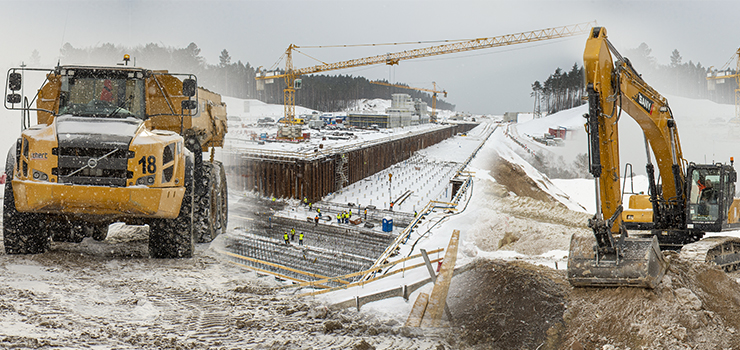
[0,223,450,349]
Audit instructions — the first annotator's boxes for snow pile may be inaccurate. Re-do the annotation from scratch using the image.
[345,98,391,114]
[512,95,738,177]
[220,97,319,124]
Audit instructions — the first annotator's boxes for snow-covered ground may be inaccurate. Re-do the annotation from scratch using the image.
[295,93,740,320]
[4,92,740,348]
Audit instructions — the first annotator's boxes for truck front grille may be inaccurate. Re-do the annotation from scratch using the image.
[53,147,134,187]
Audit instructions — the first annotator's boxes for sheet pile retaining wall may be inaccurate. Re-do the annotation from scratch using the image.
[223,123,477,201]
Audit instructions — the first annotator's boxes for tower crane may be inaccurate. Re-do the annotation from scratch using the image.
[256,21,596,124]
[369,80,447,120]
[707,48,740,122]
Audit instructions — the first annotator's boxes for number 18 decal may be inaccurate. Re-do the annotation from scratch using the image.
[138,156,157,174]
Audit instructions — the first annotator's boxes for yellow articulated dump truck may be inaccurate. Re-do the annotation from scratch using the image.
[3,57,228,258]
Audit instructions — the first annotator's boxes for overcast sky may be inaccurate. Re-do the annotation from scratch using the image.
[1,0,739,116]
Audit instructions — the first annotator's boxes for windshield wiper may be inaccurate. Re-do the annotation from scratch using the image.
[106,95,133,118]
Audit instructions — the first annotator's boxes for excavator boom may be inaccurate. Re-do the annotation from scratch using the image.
[568,27,670,288]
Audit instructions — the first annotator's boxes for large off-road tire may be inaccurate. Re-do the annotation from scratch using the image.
[3,180,48,254]
[91,224,108,241]
[148,153,194,258]
[194,160,228,243]
[48,218,78,243]
[193,162,215,243]
[213,160,228,237]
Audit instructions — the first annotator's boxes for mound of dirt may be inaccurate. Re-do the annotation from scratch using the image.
[563,251,740,349]
[488,153,558,204]
[447,259,568,349]
[447,255,740,349]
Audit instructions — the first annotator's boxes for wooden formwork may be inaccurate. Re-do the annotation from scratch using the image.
[225,123,478,201]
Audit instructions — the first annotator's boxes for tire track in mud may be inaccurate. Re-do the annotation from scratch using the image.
[0,237,448,349]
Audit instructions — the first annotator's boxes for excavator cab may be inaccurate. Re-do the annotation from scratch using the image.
[686,163,740,231]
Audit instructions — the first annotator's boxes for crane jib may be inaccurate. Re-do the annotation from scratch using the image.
[636,92,654,114]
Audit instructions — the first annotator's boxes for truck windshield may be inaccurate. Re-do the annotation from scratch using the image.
[58,71,146,119]
[689,168,721,222]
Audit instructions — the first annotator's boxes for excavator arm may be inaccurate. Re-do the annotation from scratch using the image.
[585,26,688,242]
[568,27,672,288]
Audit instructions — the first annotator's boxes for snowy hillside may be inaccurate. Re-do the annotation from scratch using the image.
[511,94,737,176]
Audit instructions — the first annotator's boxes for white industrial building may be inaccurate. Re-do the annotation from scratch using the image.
[348,93,432,128]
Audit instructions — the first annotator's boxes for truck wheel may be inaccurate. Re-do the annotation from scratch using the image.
[149,153,194,258]
[92,224,108,241]
[48,219,92,243]
[214,160,228,236]
[68,222,86,243]
[3,181,47,254]
[194,162,216,243]
[49,219,74,242]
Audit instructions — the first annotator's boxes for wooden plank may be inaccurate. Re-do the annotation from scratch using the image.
[404,292,429,327]
[297,257,442,297]
[291,248,443,291]
[420,229,460,328]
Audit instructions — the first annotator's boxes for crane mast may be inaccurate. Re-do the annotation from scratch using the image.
[257,21,596,123]
[706,48,740,121]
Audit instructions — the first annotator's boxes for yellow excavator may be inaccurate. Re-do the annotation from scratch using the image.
[568,27,740,288]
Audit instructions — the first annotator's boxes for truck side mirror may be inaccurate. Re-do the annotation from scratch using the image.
[182,78,196,97]
[6,94,21,104]
[181,99,197,110]
[8,73,21,91]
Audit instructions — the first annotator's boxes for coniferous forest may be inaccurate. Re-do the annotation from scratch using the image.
[56,42,455,113]
[533,43,738,116]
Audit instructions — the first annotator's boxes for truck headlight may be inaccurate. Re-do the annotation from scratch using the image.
[32,169,49,181]
[136,175,155,186]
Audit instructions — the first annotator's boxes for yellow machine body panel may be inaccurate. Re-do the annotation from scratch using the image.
[12,180,184,218]
[728,198,740,224]
[191,87,228,151]
[146,72,192,132]
[6,65,202,223]
[11,112,188,220]
[622,194,653,225]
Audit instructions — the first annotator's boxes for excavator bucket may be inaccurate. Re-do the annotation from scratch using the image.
[567,234,667,288]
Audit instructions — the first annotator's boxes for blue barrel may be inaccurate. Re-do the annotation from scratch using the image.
[382,217,393,232]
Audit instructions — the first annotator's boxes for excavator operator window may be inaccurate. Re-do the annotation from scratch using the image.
[689,168,721,222]
[58,70,146,119]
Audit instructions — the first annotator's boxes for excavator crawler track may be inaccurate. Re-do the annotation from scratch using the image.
[680,236,740,272]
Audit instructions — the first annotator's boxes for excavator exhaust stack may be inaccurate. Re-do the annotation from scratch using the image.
[567,234,667,288]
